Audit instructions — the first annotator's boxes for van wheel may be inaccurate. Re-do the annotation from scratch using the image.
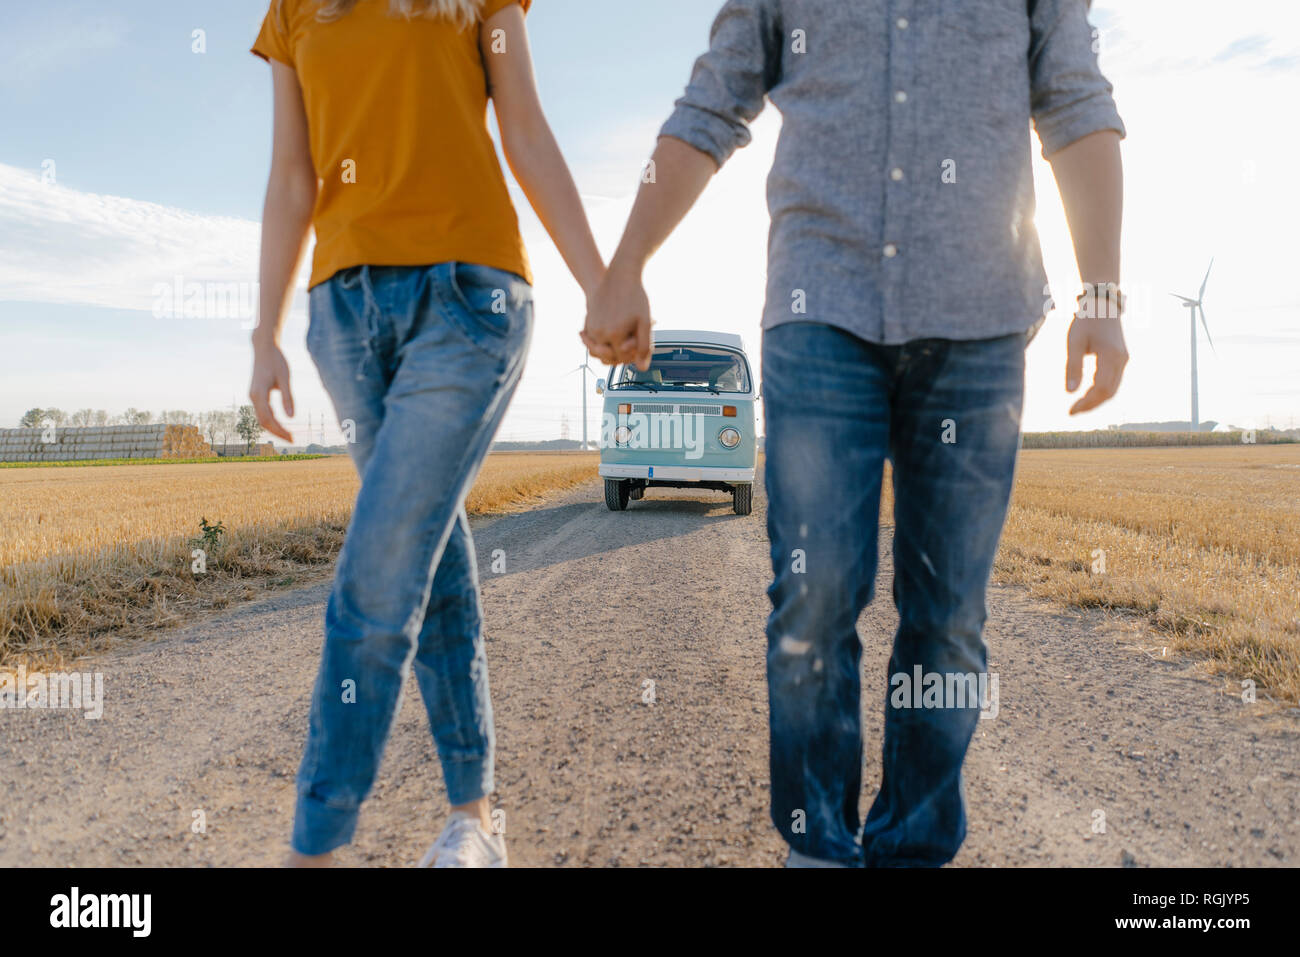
[733,483,753,516]
[605,479,630,511]
[629,484,644,500]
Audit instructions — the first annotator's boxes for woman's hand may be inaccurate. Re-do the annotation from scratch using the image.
[249,339,296,443]
[582,261,651,370]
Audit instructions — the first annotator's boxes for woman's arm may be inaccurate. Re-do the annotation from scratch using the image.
[249,60,317,443]
[482,4,604,296]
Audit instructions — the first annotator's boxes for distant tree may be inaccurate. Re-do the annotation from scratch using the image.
[162,409,194,425]
[92,410,110,426]
[220,410,237,447]
[19,408,45,428]
[44,408,68,426]
[235,404,262,453]
[70,408,95,427]
[203,409,236,449]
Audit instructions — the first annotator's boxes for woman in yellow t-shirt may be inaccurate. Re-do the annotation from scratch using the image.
[247,0,603,868]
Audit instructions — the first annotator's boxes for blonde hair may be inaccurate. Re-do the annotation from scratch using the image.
[286,0,486,31]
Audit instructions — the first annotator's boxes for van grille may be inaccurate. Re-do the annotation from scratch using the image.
[628,404,724,415]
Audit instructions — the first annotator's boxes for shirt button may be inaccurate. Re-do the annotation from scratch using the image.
[883,244,899,259]
[894,90,908,104]
[897,17,909,29]
[890,167,904,181]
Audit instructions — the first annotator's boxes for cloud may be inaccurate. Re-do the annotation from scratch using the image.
[0,163,270,314]
[1216,333,1300,345]
[1096,0,1300,77]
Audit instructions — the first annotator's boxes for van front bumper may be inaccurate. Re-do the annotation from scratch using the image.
[599,464,755,483]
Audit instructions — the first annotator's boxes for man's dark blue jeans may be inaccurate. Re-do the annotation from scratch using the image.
[762,321,1026,867]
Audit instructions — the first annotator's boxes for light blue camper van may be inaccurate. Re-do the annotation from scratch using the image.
[596,330,758,515]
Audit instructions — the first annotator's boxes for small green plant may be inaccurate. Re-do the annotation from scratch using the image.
[190,517,226,553]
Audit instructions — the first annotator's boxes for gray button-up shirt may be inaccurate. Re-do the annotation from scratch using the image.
[659,0,1125,345]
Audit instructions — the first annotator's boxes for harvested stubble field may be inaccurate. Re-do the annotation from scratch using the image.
[0,452,598,666]
[870,445,1299,705]
[3,445,1297,705]
[996,445,1300,705]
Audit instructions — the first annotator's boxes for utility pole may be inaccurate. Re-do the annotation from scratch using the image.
[581,349,588,451]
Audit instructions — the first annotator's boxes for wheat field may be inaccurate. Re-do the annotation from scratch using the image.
[995,446,1300,706]
[3,445,1297,704]
[0,453,597,666]
[870,444,1300,705]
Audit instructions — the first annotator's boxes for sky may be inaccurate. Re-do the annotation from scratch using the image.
[1,0,1298,444]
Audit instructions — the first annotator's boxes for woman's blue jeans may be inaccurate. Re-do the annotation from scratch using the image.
[292,262,531,856]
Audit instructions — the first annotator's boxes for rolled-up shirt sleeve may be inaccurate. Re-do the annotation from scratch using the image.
[1029,0,1126,157]
[658,0,782,169]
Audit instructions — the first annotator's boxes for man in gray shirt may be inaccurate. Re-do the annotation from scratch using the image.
[584,0,1129,866]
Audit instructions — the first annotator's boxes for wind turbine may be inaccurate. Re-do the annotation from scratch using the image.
[568,352,599,451]
[1170,259,1217,431]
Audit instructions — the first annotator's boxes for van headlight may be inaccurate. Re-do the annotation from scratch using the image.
[615,425,633,446]
[719,427,741,449]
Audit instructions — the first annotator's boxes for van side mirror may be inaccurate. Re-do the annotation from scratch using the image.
[595,378,605,396]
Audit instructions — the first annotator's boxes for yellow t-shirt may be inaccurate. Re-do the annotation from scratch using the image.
[252,0,533,289]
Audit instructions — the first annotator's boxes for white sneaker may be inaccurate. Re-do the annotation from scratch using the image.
[418,812,507,868]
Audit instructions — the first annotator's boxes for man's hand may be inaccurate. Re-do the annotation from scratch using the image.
[249,339,295,442]
[1065,313,1128,415]
[581,137,719,370]
[582,261,653,370]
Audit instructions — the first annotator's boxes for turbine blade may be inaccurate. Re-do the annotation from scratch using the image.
[1199,258,1214,300]
[1170,293,1197,305]
[1199,305,1216,354]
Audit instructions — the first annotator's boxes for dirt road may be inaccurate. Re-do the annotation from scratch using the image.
[2,478,1296,867]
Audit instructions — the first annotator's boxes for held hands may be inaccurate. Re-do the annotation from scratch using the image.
[1065,311,1129,416]
[249,338,296,443]
[581,261,654,371]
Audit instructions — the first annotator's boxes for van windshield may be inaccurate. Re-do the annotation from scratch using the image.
[609,346,751,394]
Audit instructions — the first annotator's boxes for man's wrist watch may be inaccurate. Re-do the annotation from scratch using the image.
[1076,284,1125,319]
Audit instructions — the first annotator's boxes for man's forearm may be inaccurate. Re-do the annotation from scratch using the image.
[1048,130,1123,290]
[581,136,717,369]
[1051,129,1129,414]
[608,136,717,274]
